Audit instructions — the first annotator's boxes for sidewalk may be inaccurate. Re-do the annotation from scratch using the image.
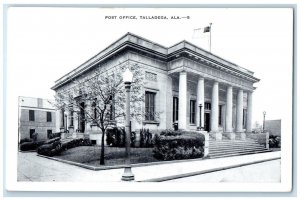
[18,151,281,182]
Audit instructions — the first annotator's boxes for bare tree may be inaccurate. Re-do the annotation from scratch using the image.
[53,62,144,165]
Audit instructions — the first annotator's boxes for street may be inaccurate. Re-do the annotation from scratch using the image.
[165,159,281,182]
[17,151,281,182]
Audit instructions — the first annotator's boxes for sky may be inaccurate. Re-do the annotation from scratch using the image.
[6,7,293,126]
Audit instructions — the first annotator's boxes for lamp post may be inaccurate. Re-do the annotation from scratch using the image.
[198,104,203,131]
[121,68,135,181]
[263,111,266,132]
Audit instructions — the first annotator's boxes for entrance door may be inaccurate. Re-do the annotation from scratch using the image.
[204,112,210,132]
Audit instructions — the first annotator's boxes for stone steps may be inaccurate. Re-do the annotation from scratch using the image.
[209,142,263,148]
[209,145,265,151]
[208,138,270,158]
[208,149,272,159]
[209,147,267,154]
[209,141,264,146]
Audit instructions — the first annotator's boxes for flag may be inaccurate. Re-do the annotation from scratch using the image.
[203,26,210,33]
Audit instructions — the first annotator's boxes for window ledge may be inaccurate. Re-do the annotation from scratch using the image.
[143,120,160,125]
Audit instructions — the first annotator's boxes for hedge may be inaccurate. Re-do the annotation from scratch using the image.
[37,141,62,156]
[139,128,153,148]
[153,130,205,161]
[106,127,137,147]
[61,138,92,150]
[20,142,37,151]
[37,138,92,156]
[269,135,281,148]
[19,140,46,151]
[20,138,33,144]
[106,127,125,147]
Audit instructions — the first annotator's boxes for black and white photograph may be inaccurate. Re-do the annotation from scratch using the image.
[3,3,295,194]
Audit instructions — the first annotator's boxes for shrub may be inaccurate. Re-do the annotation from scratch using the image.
[153,130,205,161]
[19,140,46,151]
[140,128,153,147]
[20,138,33,144]
[269,135,281,148]
[131,131,136,147]
[37,138,92,156]
[20,142,37,151]
[160,129,183,136]
[61,138,92,150]
[37,141,62,157]
[106,127,137,147]
[106,127,125,147]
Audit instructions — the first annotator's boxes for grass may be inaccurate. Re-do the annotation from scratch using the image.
[53,146,159,167]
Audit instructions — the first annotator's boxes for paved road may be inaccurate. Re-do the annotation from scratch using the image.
[165,159,281,182]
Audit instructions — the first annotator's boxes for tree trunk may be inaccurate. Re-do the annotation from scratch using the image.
[100,128,105,165]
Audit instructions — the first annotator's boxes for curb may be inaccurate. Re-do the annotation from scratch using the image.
[138,156,281,182]
[19,150,37,153]
[37,154,206,171]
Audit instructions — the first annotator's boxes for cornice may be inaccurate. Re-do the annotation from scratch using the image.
[52,32,260,90]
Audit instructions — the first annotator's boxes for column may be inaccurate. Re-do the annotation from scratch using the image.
[236,89,244,133]
[166,76,173,129]
[225,86,233,133]
[246,91,253,133]
[196,77,205,129]
[178,71,187,130]
[210,81,219,133]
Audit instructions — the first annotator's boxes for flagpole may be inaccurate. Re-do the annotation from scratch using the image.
[209,23,212,52]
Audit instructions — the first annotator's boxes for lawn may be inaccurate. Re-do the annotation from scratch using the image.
[53,146,159,167]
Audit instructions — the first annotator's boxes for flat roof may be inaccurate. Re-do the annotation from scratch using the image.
[52,32,258,90]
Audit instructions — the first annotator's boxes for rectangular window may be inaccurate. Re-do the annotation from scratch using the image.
[47,130,52,138]
[46,112,52,122]
[29,129,35,138]
[205,102,211,110]
[29,110,35,121]
[92,98,97,122]
[219,105,222,126]
[173,97,179,122]
[190,100,196,124]
[145,91,155,121]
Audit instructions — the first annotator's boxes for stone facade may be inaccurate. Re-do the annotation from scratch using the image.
[51,33,259,141]
[19,96,56,141]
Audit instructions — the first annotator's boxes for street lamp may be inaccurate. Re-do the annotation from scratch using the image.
[263,111,266,132]
[121,68,135,181]
[198,104,203,131]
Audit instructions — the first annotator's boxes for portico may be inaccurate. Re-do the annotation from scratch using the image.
[169,65,256,139]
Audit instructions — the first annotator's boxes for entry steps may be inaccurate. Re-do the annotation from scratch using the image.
[208,139,271,158]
